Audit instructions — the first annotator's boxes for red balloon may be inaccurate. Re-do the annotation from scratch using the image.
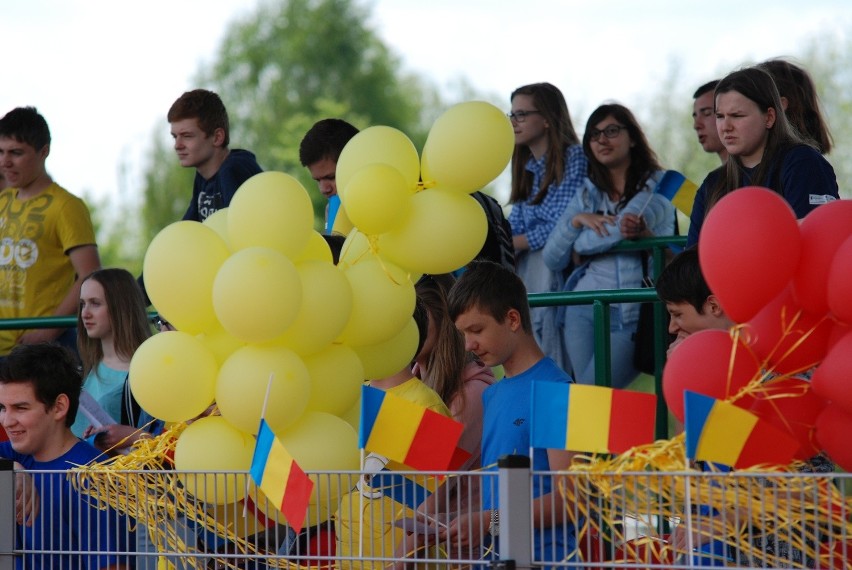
[792,200,852,315]
[827,235,852,324]
[663,329,761,422]
[815,403,852,471]
[699,187,801,323]
[827,320,851,351]
[744,286,833,375]
[811,331,852,414]
[749,377,826,460]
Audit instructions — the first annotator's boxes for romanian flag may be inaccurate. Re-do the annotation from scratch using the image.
[371,470,437,510]
[530,382,657,454]
[684,391,799,469]
[655,170,698,217]
[359,385,463,471]
[250,419,314,532]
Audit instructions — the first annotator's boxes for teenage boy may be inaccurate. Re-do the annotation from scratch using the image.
[0,107,101,355]
[655,248,733,355]
[692,80,728,163]
[446,261,576,564]
[0,343,133,569]
[299,118,359,202]
[168,89,263,221]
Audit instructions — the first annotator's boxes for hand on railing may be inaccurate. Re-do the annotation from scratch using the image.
[15,464,40,526]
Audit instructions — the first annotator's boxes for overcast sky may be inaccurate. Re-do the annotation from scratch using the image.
[2,0,850,204]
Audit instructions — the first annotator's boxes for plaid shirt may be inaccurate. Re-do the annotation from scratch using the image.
[508,144,587,250]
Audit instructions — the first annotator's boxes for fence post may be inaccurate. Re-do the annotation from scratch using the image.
[0,459,14,570]
[592,300,612,387]
[496,454,532,570]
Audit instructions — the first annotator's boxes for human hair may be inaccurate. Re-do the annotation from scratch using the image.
[412,298,429,360]
[415,274,466,407]
[707,66,810,212]
[0,106,51,150]
[0,344,83,427]
[509,83,580,206]
[693,80,720,99]
[582,103,662,210]
[77,268,152,379]
[167,89,230,147]
[654,248,712,313]
[448,261,532,334]
[299,119,360,166]
[322,234,346,264]
[759,59,833,154]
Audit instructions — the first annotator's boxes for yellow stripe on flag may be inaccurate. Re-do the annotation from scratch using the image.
[366,394,425,463]
[697,401,758,466]
[261,438,295,508]
[566,385,613,453]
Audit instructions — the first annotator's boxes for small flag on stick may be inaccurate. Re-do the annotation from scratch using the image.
[684,391,798,469]
[359,385,463,471]
[531,382,657,454]
[250,419,314,532]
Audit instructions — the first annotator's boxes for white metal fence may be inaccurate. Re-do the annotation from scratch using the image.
[2,457,850,570]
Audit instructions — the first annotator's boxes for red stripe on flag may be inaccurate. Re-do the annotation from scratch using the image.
[448,446,473,471]
[280,460,314,533]
[607,390,657,454]
[403,410,463,471]
[734,419,798,469]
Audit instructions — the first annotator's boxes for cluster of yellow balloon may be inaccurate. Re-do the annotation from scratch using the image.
[336,101,514,276]
[129,101,514,526]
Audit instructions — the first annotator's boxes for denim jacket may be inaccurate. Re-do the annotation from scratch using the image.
[542,170,675,325]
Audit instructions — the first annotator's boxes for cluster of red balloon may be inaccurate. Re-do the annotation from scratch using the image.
[664,188,852,469]
[126,101,514,527]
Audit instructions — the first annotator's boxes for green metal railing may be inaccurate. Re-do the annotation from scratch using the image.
[1,236,686,438]
[529,236,687,438]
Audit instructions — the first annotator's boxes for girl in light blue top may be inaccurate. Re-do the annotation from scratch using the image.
[543,103,675,388]
[73,268,156,450]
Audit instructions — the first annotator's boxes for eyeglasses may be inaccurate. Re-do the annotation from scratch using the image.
[507,110,541,123]
[588,124,626,142]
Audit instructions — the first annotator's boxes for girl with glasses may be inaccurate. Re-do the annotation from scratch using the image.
[686,66,838,247]
[543,103,676,388]
[507,82,588,374]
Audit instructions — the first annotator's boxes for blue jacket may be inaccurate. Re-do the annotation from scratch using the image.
[542,170,675,325]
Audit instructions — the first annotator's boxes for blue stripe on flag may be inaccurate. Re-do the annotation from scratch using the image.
[359,385,386,449]
[530,381,570,450]
[250,419,275,485]
[372,470,432,510]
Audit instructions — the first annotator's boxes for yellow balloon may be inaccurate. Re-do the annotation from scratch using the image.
[379,188,487,274]
[213,247,302,343]
[228,171,314,257]
[129,332,217,422]
[420,101,515,193]
[342,164,412,235]
[352,317,419,379]
[304,345,364,416]
[216,345,311,435]
[268,260,353,356]
[201,208,232,250]
[336,126,420,195]
[143,221,230,335]
[292,230,333,264]
[196,325,247,366]
[337,257,415,346]
[340,396,361,433]
[174,416,254,505]
[279,412,360,513]
[338,228,372,270]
